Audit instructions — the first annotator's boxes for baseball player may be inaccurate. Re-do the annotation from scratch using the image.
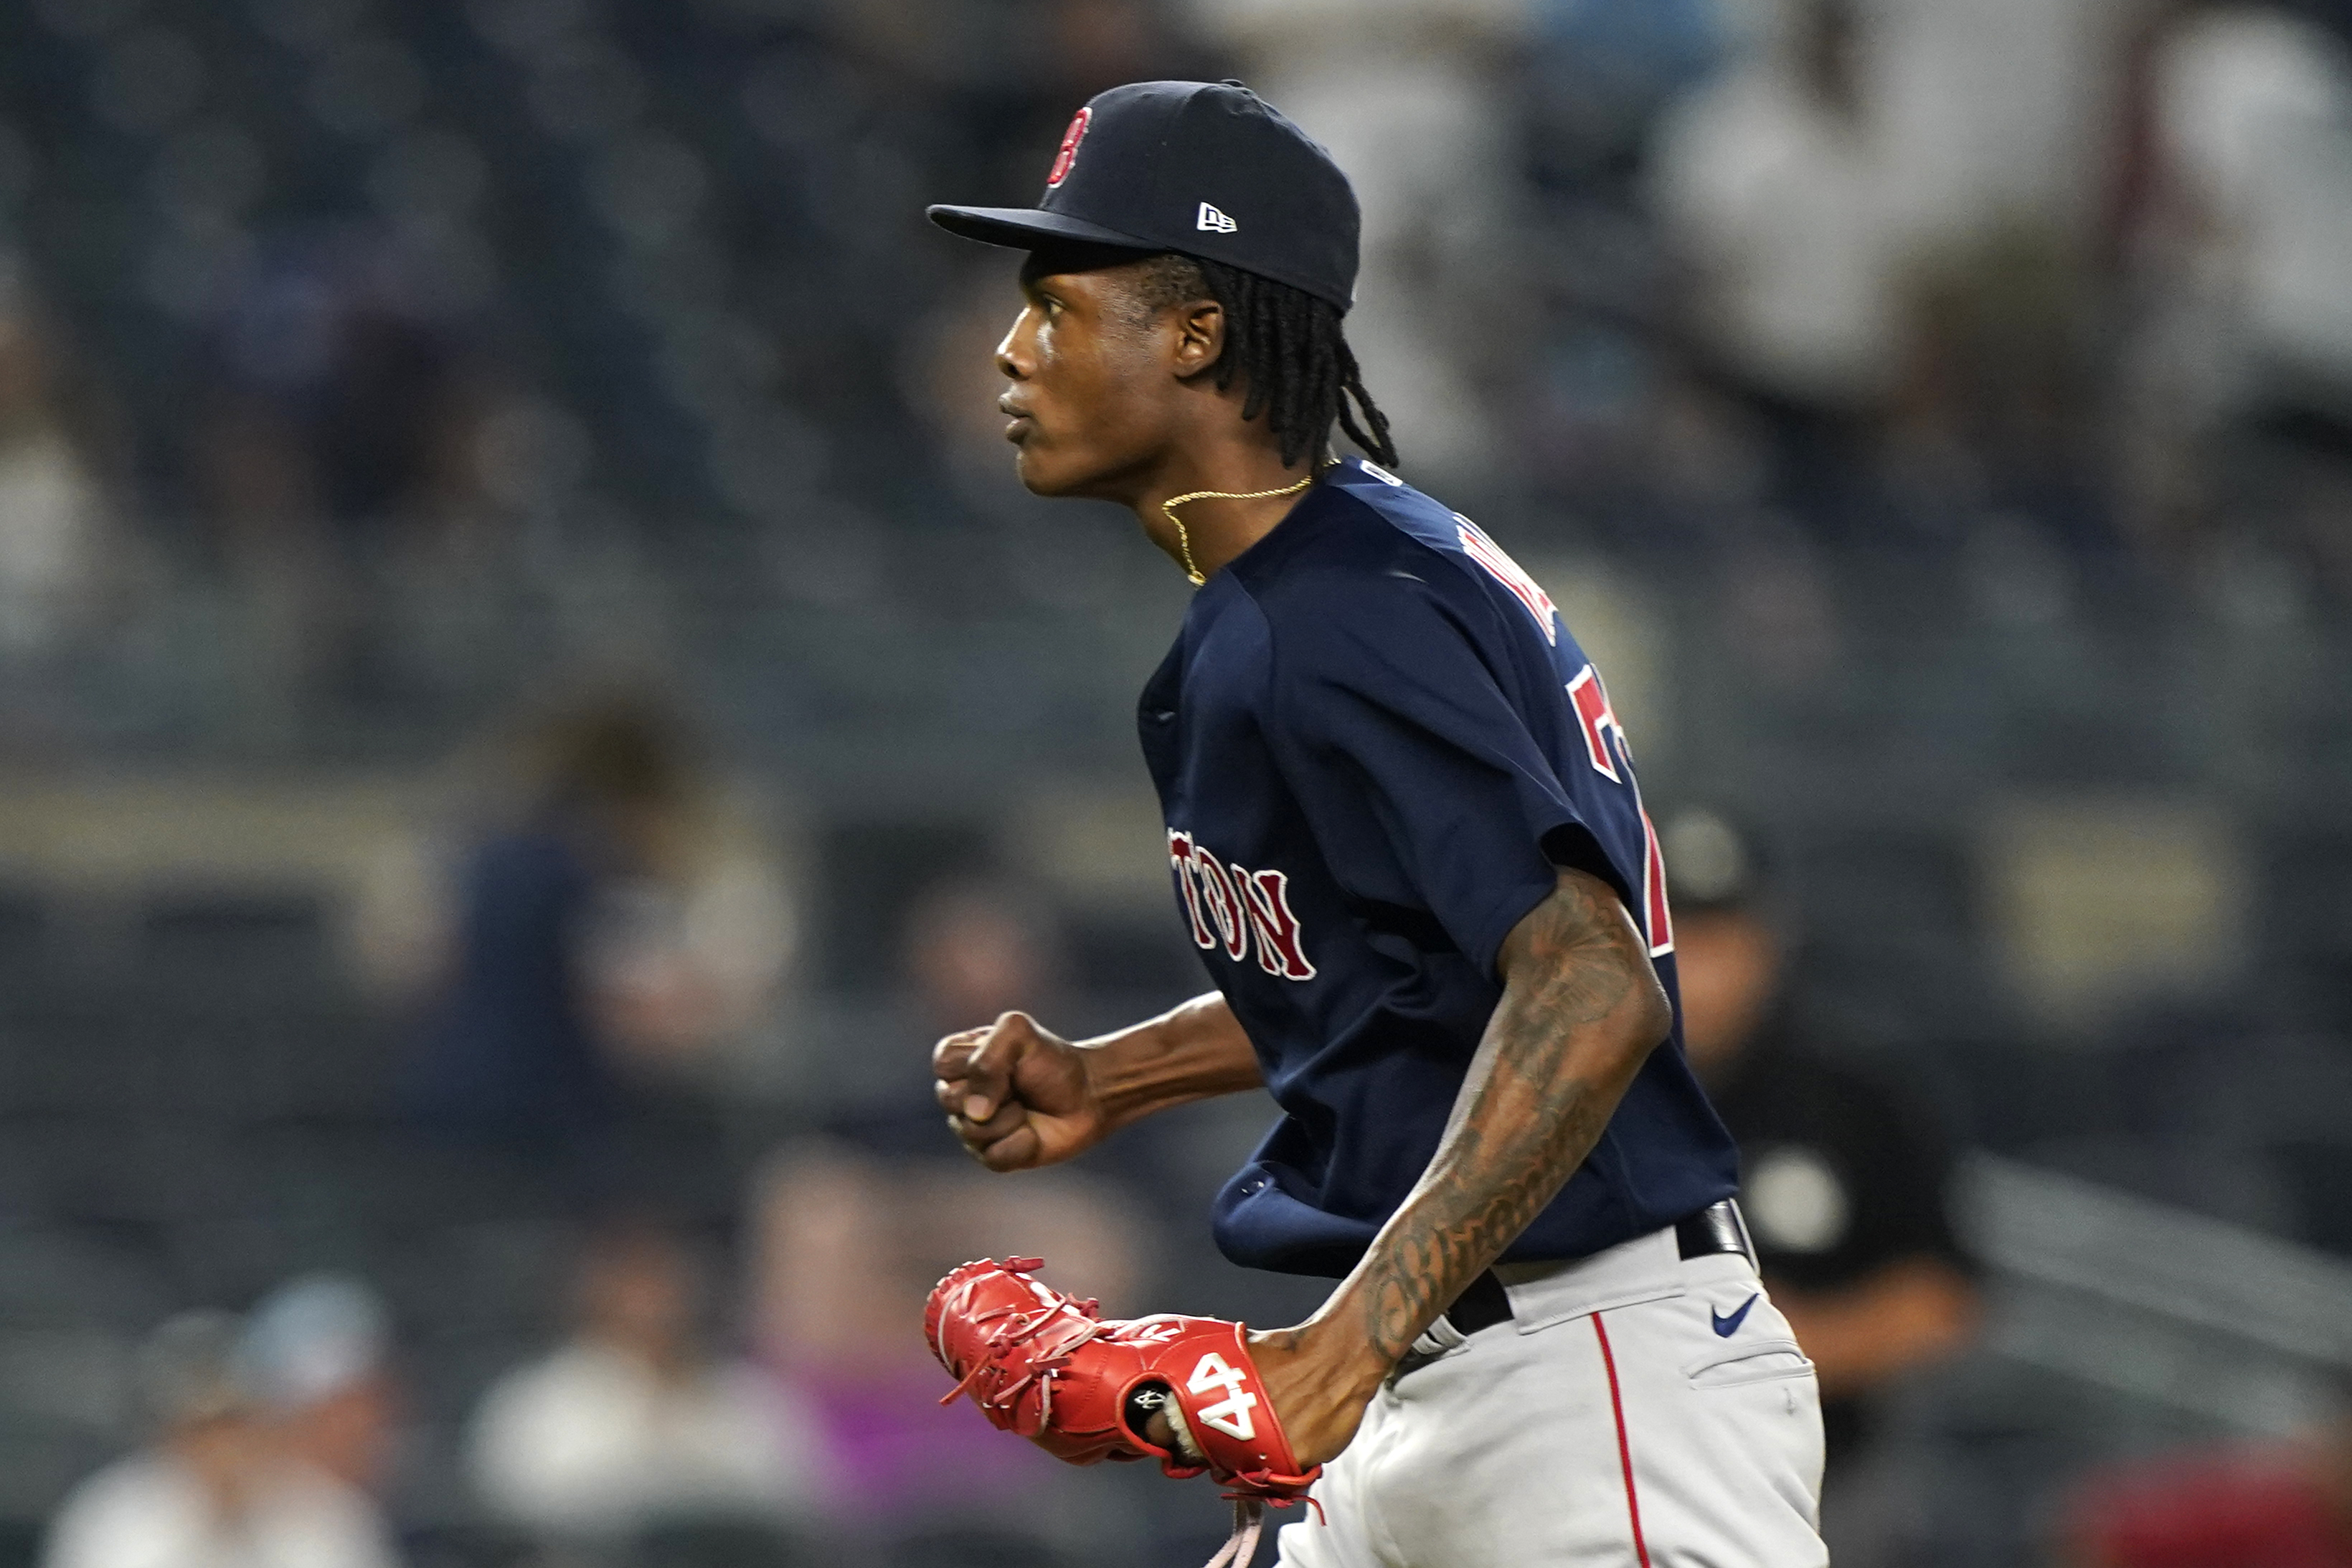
[923,81,1827,1566]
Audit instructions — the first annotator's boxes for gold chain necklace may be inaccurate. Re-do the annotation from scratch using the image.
[1161,469,1321,586]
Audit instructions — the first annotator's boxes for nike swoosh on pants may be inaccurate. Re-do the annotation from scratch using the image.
[1711,1293,1759,1337]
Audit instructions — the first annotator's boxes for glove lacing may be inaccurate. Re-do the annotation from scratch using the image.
[1204,1497,1265,1568]
[935,1257,1107,1434]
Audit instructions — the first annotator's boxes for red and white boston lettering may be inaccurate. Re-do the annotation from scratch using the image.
[1167,828,1213,950]
[1045,107,1090,187]
[1566,665,1623,783]
[1455,516,1557,646]
[1166,831,1317,981]
[1236,867,1317,981]
[1191,845,1250,963]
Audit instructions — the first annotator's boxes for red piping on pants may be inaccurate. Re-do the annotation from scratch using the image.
[1592,1312,1653,1568]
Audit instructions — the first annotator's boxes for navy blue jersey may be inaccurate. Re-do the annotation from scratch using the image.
[1139,457,1738,1277]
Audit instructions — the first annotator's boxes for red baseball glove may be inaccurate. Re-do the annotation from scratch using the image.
[927,1256,1321,1568]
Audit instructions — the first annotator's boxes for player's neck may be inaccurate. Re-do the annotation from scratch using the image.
[1130,437,1318,585]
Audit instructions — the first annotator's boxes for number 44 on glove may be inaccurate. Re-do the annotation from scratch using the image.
[927,1256,1321,1568]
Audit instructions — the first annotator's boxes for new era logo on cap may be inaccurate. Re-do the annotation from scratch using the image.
[1196,202,1237,234]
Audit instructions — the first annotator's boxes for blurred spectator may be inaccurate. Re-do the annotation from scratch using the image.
[237,1276,403,1508]
[176,227,517,707]
[1665,806,1979,1565]
[816,872,1069,1142]
[0,258,118,657]
[2134,1,2352,397]
[1649,0,1909,523]
[1652,0,2132,548]
[1526,0,1724,170]
[1190,0,1526,481]
[44,1300,403,1568]
[185,232,485,558]
[904,877,1064,1039]
[748,1139,1142,1556]
[2110,1,2352,572]
[2064,1379,2352,1566]
[468,1216,818,1548]
[402,689,786,1207]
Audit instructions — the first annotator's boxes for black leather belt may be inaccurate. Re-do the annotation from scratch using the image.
[1437,1199,1754,1340]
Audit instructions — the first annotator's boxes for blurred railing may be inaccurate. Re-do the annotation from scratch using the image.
[1962,1152,2352,1432]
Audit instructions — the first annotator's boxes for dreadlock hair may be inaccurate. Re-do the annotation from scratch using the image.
[1133,252,1397,471]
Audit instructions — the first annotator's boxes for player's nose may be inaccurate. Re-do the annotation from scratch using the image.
[994,308,1034,381]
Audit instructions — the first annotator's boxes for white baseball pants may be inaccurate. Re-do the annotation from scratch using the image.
[1274,1227,1827,1567]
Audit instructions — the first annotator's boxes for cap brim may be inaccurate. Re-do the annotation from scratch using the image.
[926,204,1162,254]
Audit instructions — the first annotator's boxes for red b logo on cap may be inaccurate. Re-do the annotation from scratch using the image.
[1046,107,1090,188]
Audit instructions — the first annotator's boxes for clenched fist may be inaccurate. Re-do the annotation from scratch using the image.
[932,1011,1111,1171]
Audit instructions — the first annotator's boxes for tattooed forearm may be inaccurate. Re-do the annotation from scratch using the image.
[1333,866,1673,1364]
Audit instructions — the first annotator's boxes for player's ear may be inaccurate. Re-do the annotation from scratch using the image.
[1170,299,1224,379]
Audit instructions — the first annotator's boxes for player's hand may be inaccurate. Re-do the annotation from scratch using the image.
[1125,1320,1382,1466]
[1234,1323,1389,1469]
[933,1011,1109,1171]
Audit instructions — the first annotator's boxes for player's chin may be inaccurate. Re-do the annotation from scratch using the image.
[1011,440,1097,499]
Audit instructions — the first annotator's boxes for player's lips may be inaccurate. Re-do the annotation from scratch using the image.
[999,395,1035,443]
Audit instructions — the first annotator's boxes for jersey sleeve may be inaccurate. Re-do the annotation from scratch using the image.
[1265,570,1609,978]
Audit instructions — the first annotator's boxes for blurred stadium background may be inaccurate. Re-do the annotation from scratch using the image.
[0,0,2348,1564]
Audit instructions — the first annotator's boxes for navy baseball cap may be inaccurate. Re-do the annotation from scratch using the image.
[927,80,1360,312]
